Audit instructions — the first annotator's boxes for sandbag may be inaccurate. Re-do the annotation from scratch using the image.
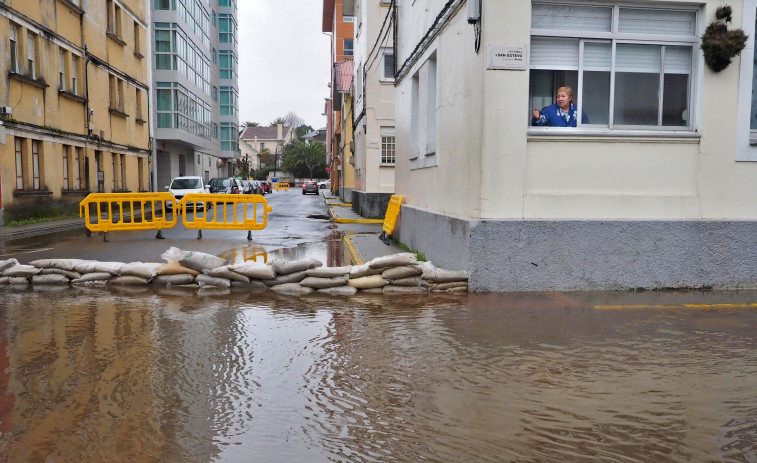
[300,276,348,289]
[263,271,308,286]
[382,265,422,280]
[0,277,8,284]
[271,258,322,275]
[29,258,89,271]
[73,261,123,275]
[119,262,162,279]
[434,286,468,293]
[229,262,276,280]
[75,272,112,282]
[347,275,388,289]
[161,247,227,271]
[424,281,468,291]
[360,288,384,294]
[349,263,383,279]
[31,274,70,285]
[109,276,149,285]
[383,285,428,294]
[151,274,196,286]
[40,268,82,279]
[421,265,468,283]
[0,258,20,273]
[390,277,422,287]
[204,266,250,284]
[270,283,314,295]
[317,286,358,296]
[368,253,418,269]
[2,265,42,278]
[72,280,107,287]
[306,266,351,278]
[196,274,231,287]
[155,261,200,276]
[247,280,269,291]
[7,277,29,285]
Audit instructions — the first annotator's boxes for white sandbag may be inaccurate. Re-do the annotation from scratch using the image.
[300,276,349,289]
[349,263,383,279]
[204,266,250,283]
[270,283,314,295]
[161,247,227,271]
[317,285,358,296]
[73,261,124,275]
[424,281,469,291]
[421,265,468,283]
[0,277,8,284]
[381,265,422,280]
[360,288,384,294]
[390,277,422,287]
[306,266,351,278]
[75,272,112,282]
[368,253,418,269]
[109,276,149,285]
[347,275,388,289]
[72,280,107,287]
[196,274,231,287]
[31,274,70,285]
[29,258,89,271]
[7,277,29,285]
[271,258,322,275]
[40,268,82,279]
[151,274,196,286]
[229,262,276,280]
[0,258,19,273]
[119,262,162,279]
[155,261,200,276]
[383,285,428,294]
[2,265,42,278]
[263,271,308,286]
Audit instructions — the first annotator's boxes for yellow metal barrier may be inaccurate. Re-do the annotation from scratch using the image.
[273,182,290,191]
[179,193,272,240]
[379,195,403,245]
[79,193,177,241]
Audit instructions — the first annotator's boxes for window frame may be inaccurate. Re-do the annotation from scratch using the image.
[9,24,18,73]
[528,2,701,135]
[27,33,37,79]
[344,39,354,56]
[380,127,396,165]
[15,138,24,191]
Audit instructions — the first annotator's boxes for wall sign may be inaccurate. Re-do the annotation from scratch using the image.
[487,43,527,70]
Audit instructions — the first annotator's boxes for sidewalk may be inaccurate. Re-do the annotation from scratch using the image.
[321,190,405,265]
[0,217,84,240]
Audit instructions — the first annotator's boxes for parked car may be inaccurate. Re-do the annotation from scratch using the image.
[165,176,210,211]
[239,179,254,194]
[250,180,263,194]
[302,180,319,195]
[263,181,272,194]
[318,179,331,190]
[208,177,242,194]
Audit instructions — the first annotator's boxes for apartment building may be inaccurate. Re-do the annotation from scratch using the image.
[151,0,240,190]
[0,0,151,225]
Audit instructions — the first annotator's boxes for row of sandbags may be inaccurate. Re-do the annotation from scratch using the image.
[0,247,468,295]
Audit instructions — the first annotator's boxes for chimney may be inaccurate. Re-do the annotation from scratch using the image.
[277,123,283,140]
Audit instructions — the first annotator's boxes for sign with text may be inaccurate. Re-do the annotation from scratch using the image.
[487,44,527,70]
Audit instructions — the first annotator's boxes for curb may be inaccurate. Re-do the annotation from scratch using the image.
[0,221,85,241]
[342,234,365,265]
[328,209,384,224]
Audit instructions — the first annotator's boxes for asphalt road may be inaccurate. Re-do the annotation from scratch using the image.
[0,189,344,265]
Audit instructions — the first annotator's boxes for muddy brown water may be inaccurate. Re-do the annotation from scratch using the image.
[0,287,755,462]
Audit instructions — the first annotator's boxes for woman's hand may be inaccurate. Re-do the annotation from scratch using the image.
[532,108,540,119]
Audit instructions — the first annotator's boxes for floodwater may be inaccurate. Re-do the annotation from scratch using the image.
[0,287,755,462]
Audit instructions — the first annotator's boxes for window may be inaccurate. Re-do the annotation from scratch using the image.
[212,10,217,26]
[27,33,37,79]
[59,49,66,90]
[155,0,171,10]
[218,14,236,43]
[112,154,117,190]
[343,16,355,22]
[154,29,172,69]
[529,3,697,130]
[108,0,122,37]
[260,142,265,150]
[9,24,18,73]
[212,86,218,102]
[74,147,82,190]
[382,50,394,80]
[135,88,143,120]
[381,127,396,164]
[71,55,79,95]
[344,39,354,56]
[751,14,757,139]
[410,53,438,165]
[219,50,237,80]
[63,146,70,189]
[15,138,23,190]
[134,23,142,55]
[220,123,239,152]
[426,54,437,155]
[220,87,237,115]
[32,140,40,190]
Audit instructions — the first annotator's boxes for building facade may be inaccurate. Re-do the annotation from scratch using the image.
[350,0,396,218]
[394,0,757,291]
[239,124,297,178]
[151,0,239,190]
[0,0,152,225]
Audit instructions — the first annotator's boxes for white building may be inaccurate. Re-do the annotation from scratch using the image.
[394,0,757,291]
[349,0,397,217]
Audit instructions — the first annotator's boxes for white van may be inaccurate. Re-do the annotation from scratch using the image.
[165,176,211,211]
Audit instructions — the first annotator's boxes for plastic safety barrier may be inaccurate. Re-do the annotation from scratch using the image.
[79,193,177,241]
[273,182,290,191]
[379,195,403,245]
[178,193,273,240]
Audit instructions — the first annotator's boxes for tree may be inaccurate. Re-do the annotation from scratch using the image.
[258,147,275,166]
[269,117,286,126]
[235,154,252,178]
[242,121,259,127]
[295,124,314,139]
[283,141,326,179]
[283,111,305,129]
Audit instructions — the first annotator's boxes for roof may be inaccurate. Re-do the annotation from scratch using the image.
[335,59,354,93]
[240,125,292,141]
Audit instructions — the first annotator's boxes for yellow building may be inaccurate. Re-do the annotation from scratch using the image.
[0,0,151,225]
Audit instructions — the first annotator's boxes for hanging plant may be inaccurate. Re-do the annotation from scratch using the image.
[700,6,748,73]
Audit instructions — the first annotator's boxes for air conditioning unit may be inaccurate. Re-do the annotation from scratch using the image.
[0,106,12,116]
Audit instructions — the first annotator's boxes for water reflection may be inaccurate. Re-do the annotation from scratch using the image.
[0,287,755,462]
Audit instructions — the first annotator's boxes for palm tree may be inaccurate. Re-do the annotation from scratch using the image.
[269,117,287,126]
[243,121,259,127]
[283,142,326,179]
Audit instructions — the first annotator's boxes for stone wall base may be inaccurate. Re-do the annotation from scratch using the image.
[351,191,393,219]
[398,205,757,292]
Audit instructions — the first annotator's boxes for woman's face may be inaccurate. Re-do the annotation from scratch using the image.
[556,91,571,110]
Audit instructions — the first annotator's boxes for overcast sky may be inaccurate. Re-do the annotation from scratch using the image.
[237,1,331,130]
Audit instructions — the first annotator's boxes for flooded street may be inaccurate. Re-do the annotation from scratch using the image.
[0,287,755,462]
